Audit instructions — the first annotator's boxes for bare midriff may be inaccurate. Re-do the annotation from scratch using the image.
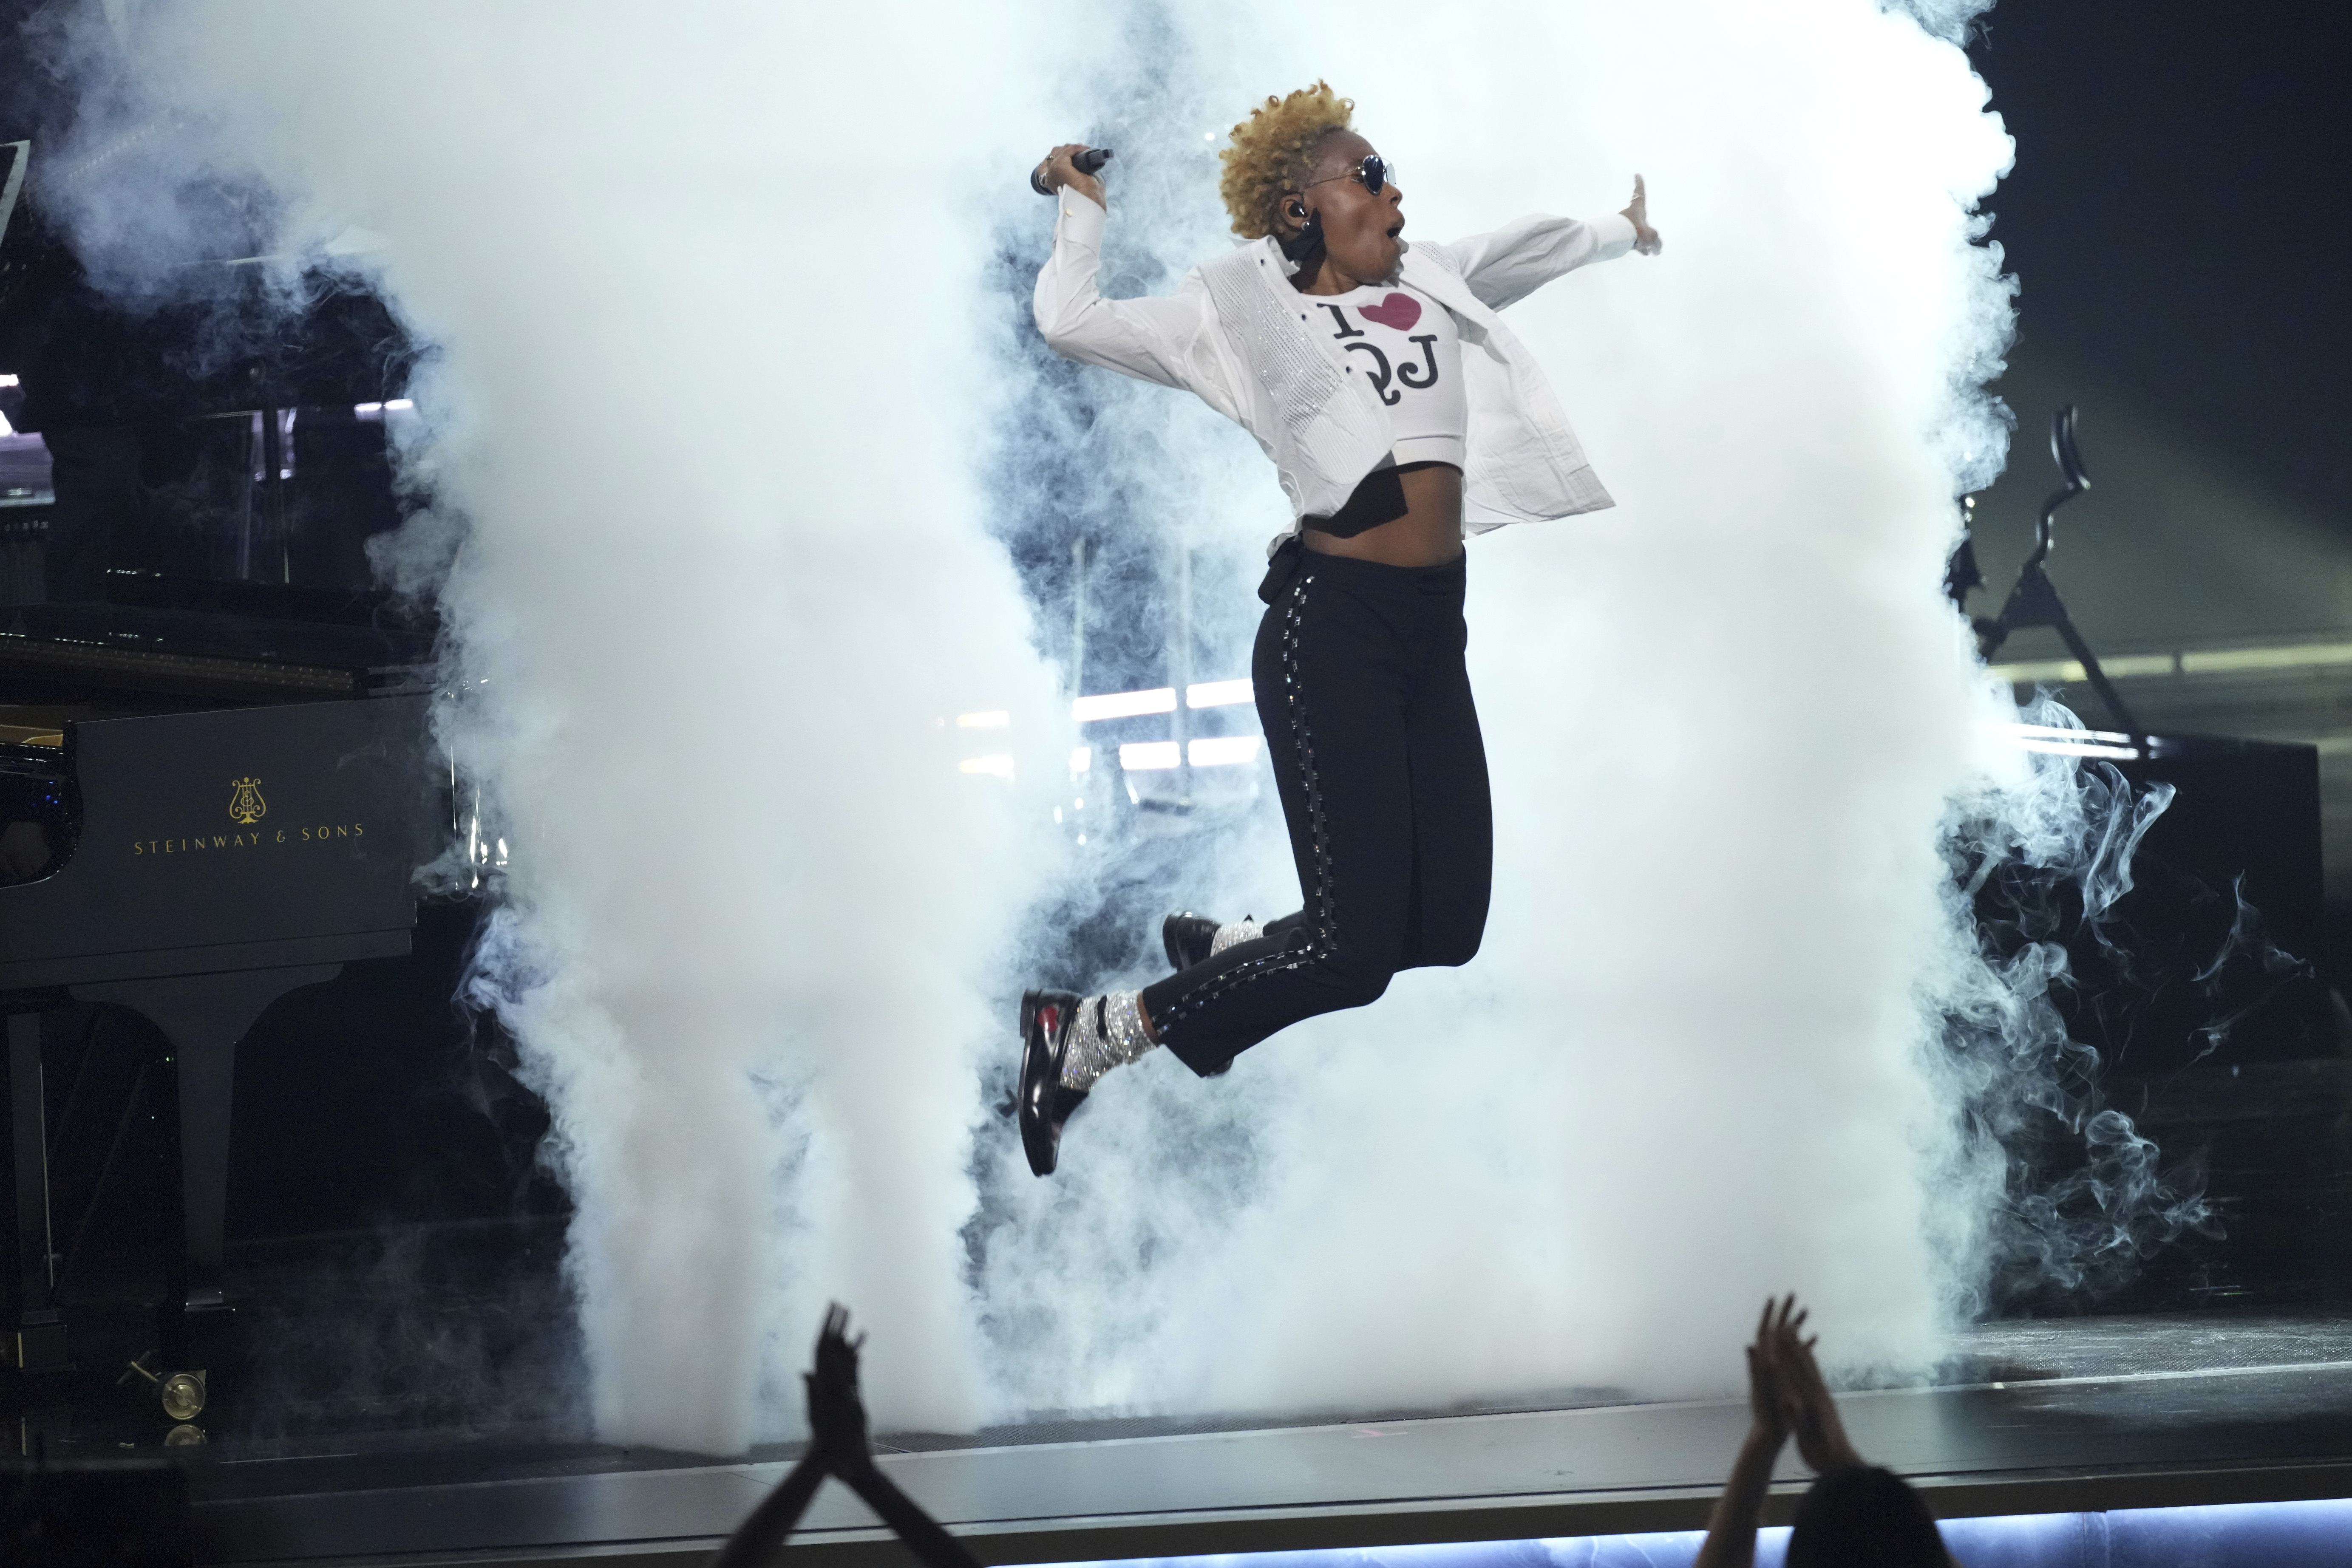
[1300,463,1465,566]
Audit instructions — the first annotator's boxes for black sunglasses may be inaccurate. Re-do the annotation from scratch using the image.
[1305,153,1394,197]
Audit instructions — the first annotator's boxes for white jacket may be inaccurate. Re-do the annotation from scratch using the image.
[1034,190,1636,535]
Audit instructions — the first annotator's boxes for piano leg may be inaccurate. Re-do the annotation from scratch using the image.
[5,1011,70,1377]
[73,965,341,1381]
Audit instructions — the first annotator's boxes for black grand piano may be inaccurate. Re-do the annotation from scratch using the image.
[0,600,439,1417]
[0,134,447,1418]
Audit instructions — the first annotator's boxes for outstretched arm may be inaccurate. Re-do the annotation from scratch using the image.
[1694,1296,1799,1568]
[1417,176,1660,310]
[711,1305,865,1568]
[717,1305,986,1568]
[1775,1308,1867,1477]
[709,1449,828,1568]
[804,1308,984,1568]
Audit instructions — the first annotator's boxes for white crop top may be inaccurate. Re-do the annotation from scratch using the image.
[1306,283,1467,470]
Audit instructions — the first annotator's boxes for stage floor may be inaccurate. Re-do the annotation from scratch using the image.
[85,1312,2344,1566]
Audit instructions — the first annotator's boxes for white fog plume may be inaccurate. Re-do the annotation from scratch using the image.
[43,1,1069,1452]
[42,0,2105,1447]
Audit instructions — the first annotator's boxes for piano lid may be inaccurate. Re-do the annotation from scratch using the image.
[1,596,435,704]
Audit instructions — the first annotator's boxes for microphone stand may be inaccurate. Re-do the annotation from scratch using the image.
[1968,405,2147,749]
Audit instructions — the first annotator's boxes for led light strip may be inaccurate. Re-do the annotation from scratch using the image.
[1067,681,1255,723]
[1991,640,2352,686]
[1986,721,2142,761]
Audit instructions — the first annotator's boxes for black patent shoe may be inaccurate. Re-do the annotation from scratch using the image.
[1162,912,1223,972]
[1019,989,1090,1177]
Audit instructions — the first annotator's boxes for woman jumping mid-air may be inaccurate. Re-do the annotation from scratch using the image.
[1018,82,1661,1176]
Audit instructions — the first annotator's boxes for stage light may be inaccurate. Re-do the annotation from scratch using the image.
[1188,736,1260,767]
[1187,679,1253,708]
[959,754,1014,778]
[1987,721,2142,761]
[1119,741,1181,771]
[1074,688,1177,721]
[1990,655,2173,682]
[1988,640,2352,688]
[957,711,1011,728]
[2014,740,2141,760]
[1999,722,2136,744]
[2184,641,2352,674]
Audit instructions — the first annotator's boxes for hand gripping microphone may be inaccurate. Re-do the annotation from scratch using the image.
[1032,147,1111,197]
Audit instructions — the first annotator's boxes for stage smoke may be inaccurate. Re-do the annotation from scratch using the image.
[32,1,1070,1451]
[1933,694,2218,1310]
[33,0,2199,1447]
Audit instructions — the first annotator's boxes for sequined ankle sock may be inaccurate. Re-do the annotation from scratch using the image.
[1057,990,1156,1092]
[1209,917,1263,955]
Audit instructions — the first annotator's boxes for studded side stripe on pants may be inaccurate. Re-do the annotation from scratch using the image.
[1138,548,1495,1078]
[1158,572,1335,1031]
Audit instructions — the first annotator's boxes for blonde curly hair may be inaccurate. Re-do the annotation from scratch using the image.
[1218,82,1355,241]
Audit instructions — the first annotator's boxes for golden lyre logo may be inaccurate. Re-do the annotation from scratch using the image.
[227,777,267,825]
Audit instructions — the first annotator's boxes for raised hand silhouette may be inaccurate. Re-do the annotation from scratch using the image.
[805,1303,871,1469]
[714,1304,982,1568]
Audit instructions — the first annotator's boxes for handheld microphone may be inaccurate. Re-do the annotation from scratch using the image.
[1032,147,1111,197]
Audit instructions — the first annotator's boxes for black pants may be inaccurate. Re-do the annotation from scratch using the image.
[1142,544,1493,1075]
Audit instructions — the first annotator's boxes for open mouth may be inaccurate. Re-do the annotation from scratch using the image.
[1386,221,1404,241]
